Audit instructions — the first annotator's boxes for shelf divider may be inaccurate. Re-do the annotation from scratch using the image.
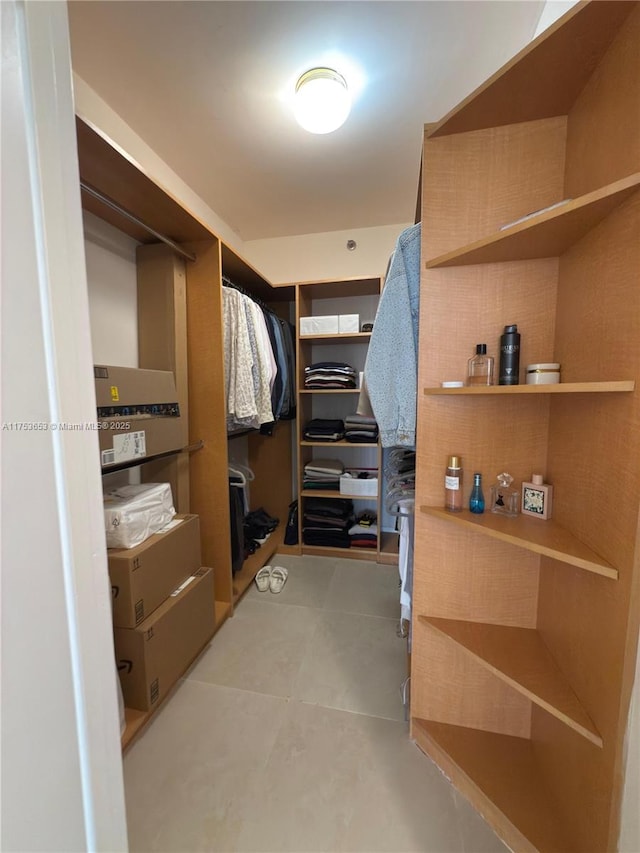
[419,616,602,746]
[420,507,618,579]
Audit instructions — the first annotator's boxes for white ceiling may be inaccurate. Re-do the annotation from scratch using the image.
[67,1,546,242]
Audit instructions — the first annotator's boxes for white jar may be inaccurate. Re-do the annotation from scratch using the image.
[526,363,561,385]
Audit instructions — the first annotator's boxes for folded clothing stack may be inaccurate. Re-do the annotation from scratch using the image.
[302,497,354,548]
[303,458,344,491]
[303,418,345,442]
[304,362,357,390]
[344,413,379,444]
[349,512,378,550]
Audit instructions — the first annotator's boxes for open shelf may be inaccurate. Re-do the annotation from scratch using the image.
[424,380,635,396]
[301,439,379,447]
[412,719,572,853]
[232,525,283,602]
[299,332,371,342]
[301,489,376,500]
[301,544,377,561]
[419,616,602,746]
[299,389,361,395]
[425,174,640,269]
[420,507,618,579]
[379,531,400,566]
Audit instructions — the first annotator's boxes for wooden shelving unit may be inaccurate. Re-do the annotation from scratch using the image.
[412,4,640,851]
[291,276,396,564]
[76,118,295,751]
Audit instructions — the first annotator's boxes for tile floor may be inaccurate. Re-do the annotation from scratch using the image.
[124,555,507,853]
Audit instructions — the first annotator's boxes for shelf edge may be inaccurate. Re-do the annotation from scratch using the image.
[420,506,618,579]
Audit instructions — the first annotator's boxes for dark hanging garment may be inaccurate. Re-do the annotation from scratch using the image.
[278,319,297,421]
[229,483,245,575]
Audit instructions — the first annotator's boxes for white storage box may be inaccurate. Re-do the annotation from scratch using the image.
[300,315,339,336]
[103,483,176,550]
[339,314,360,333]
[340,472,378,497]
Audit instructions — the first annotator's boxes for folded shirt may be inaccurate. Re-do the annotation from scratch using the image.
[304,461,343,475]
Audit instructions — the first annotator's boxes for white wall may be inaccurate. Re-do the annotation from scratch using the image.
[84,210,139,367]
[533,0,580,38]
[244,222,410,285]
[1,2,127,849]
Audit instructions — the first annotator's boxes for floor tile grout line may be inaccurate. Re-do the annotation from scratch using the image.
[182,676,408,725]
[242,595,403,624]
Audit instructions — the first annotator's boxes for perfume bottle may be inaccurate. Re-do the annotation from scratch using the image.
[521,473,553,519]
[490,472,519,517]
[499,324,521,385]
[467,344,494,386]
[444,455,463,513]
[469,473,485,514]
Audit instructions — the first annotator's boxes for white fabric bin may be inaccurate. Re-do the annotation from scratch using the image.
[300,315,339,336]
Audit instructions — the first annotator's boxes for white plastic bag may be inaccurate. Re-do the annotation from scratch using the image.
[103,483,175,549]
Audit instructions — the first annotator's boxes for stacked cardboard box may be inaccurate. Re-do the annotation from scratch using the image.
[109,514,216,711]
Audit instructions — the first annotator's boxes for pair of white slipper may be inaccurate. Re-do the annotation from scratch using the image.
[255,565,288,594]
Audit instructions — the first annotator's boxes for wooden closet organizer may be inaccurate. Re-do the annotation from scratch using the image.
[290,276,399,564]
[76,118,297,747]
[412,3,640,851]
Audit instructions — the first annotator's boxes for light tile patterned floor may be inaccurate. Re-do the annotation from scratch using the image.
[124,555,507,852]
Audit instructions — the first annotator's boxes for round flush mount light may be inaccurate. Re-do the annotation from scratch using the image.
[294,67,351,134]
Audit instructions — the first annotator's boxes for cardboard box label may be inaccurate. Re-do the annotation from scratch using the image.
[113,430,146,463]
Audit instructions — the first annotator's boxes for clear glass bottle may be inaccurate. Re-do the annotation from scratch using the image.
[467,344,494,386]
[444,455,463,513]
[469,472,485,514]
[490,472,519,517]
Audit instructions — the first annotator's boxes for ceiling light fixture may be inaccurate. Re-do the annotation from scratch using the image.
[294,67,351,134]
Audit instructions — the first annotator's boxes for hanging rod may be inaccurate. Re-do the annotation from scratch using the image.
[80,181,197,262]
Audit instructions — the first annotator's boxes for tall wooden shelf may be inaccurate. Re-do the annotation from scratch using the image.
[412,3,640,851]
[76,117,295,750]
[290,276,396,565]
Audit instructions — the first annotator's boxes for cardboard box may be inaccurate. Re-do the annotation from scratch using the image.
[94,365,184,469]
[339,314,360,333]
[340,472,378,497]
[299,315,339,336]
[114,566,215,711]
[108,514,201,627]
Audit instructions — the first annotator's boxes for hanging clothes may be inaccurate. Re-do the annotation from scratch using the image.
[364,222,421,447]
[222,283,295,433]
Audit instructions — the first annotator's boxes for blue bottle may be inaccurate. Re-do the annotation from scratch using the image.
[469,472,485,514]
